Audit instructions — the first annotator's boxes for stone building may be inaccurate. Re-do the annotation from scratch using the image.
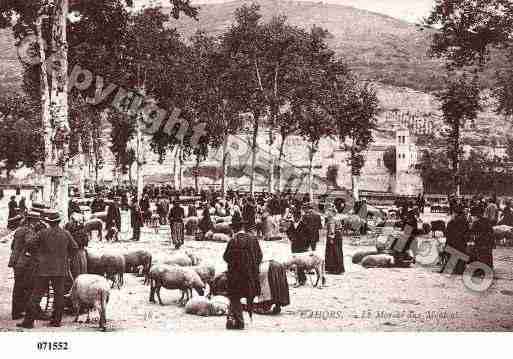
[332,127,423,196]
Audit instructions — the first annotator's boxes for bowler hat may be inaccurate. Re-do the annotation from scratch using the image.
[43,209,61,223]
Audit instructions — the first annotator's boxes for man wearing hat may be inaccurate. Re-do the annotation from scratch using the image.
[302,202,322,251]
[8,211,42,320]
[18,210,78,329]
[223,218,262,329]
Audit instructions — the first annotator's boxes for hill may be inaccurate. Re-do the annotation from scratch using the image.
[168,0,445,92]
[1,0,445,94]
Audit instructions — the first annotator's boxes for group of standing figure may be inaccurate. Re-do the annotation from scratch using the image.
[9,210,84,329]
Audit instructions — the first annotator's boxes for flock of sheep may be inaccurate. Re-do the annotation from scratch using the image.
[68,244,326,332]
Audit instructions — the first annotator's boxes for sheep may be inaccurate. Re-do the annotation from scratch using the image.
[283,253,326,288]
[360,254,395,268]
[146,251,201,284]
[70,274,110,331]
[100,252,125,289]
[212,223,233,236]
[185,296,229,317]
[211,233,230,243]
[124,249,152,282]
[184,251,201,266]
[204,231,214,241]
[191,264,216,294]
[84,218,103,241]
[352,250,379,264]
[210,272,228,298]
[86,249,104,275]
[185,216,199,235]
[148,265,206,306]
[214,216,232,224]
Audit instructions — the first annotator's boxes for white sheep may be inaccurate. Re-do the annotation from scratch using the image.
[70,274,110,331]
[360,254,395,268]
[185,296,229,316]
[191,264,216,293]
[211,233,230,243]
[283,253,326,288]
[100,252,125,289]
[148,265,206,306]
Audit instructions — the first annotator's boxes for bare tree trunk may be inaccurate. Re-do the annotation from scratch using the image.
[50,0,70,221]
[249,115,260,195]
[173,147,179,189]
[194,154,200,194]
[268,129,275,194]
[308,144,315,201]
[178,146,183,191]
[78,137,85,198]
[277,134,286,193]
[36,15,53,204]
[352,174,360,201]
[136,126,144,203]
[221,133,229,196]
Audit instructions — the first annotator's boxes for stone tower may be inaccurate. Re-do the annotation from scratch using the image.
[396,127,411,172]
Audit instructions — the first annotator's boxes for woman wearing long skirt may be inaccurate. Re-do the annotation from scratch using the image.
[248,260,290,314]
[169,200,185,249]
[325,204,345,274]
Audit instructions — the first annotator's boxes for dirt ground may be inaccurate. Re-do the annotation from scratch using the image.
[1,211,513,333]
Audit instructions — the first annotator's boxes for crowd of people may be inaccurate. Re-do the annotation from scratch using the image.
[441,195,513,275]
[5,181,511,330]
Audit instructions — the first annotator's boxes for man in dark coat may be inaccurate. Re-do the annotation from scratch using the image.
[130,203,144,241]
[302,203,322,251]
[287,208,313,286]
[8,212,41,319]
[169,200,185,249]
[18,210,78,329]
[106,200,121,241]
[223,220,263,330]
[242,198,256,233]
[442,204,469,274]
[8,196,18,219]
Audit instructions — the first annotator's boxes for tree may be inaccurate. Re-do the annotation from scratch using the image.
[276,111,299,191]
[0,93,43,178]
[256,16,310,193]
[220,3,267,195]
[1,0,199,209]
[419,149,454,194]
[424,0,513,118]
[435,72,481,196]
[334,81,379,200]
[383,146,396,175]
[424,0,513,68]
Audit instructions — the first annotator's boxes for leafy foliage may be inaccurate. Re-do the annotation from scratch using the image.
[435,71,481,191]
[0,93,43,176]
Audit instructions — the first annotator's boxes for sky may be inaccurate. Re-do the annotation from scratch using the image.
[136,0,435,23]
